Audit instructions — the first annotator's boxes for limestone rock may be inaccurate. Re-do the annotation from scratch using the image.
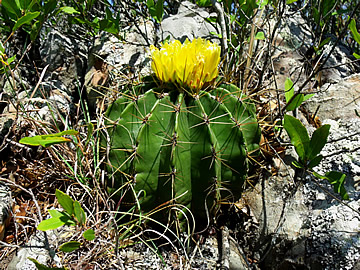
[305,73,360,121]
[159,1,217,43]
[85,21,155,110]
[7,229,62,270]
[307,199,360,269]
[243,152,312,269]
[244,73,360,269]
[39,29,87,96]
[271,10,359,89]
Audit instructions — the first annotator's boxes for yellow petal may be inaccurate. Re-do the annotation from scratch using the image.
[150,38,220,91]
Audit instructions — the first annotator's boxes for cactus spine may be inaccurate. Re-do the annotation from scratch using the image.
[103,82,261,224]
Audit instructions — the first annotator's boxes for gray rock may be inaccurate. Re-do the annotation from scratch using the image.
[1,69,31,98]
[85,21,155,110]
[4,86,72,129]
[244,72,360,269]
[244,153,360,269]
[89,20,155,74]
[243,152,312,269]
[305,73,360,121]
[307,199,360,270]
[7,230,62,270]
[159,1,217,43]
[278,10,313,49]
[320,40,360,83]
[270,10,359,90]
[39,29,87,96]
[40,30,74,73]
[117,234,218,269]
[305,73,360,193]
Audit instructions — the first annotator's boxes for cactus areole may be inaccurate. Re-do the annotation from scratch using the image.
[103,38,261,224]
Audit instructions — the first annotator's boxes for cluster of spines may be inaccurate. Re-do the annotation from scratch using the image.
[103,84,260,223]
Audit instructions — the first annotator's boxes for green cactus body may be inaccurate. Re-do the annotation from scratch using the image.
[103,83,261,223]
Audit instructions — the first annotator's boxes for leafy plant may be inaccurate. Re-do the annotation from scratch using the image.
[0,0,59,41]
[283,114,349,199]
[289,0,360,63]
[29,190,94,269]
[0,40,16,74]
[349,18,360,59]
[19,130,79,147]
[284,78,314,111]
[147,0,164,23]
[37,189,95,249]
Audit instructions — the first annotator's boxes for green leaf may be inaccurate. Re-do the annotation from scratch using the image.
[286,0,298,4]
[257,0,269,9]
[307,124,330,160]
[320,0,336,19]
[317,37,331,50]
[48,209,63,218]
[83,229,95,241]
[26,0,38,12]
[292,160,304,168]
[6,55,16,66]
[52,130,79,136]
[325,171,349,200]
[59,6,80,14]
[210,31,222,38]
[74,200,86,226]
[283,115,310,162]
[19,0,31,11]
[47,210,76,225]
[19,135,71,147]
[286,94,304,111]
[353,53,360,59]
[37,217,66,231]
[196,0,212,7]
[1,0,22,17]
[350,19,360,45]
[255,31,265,40]
[284,78,294,103]
[307,155,323,169]
[0,41,5,53]
[28,258,67,270]
[105,6,113,19]
[59,241,81,252]
[206,16,218,23]
[303,93,314,102]
[312,7,320,25]
[147,0,164,23]
[312,171,326,180]
[30,19,42,41]
[284,78,305,111]
[44,0,58,15]
[99,19,118,35]
[19,130,78,147]
[12,12,40,32]
[55,189,75,216]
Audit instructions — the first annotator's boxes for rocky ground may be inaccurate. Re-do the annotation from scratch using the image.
[0,1,359,269]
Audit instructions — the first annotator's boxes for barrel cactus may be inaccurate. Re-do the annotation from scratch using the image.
[102,38,261,226]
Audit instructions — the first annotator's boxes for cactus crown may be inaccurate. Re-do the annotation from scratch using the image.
[102,38,261,229]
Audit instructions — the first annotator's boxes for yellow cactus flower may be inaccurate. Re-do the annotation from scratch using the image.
[150,38,221,92]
